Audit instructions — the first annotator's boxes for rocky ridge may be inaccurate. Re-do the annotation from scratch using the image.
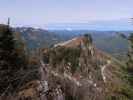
[17,35,126,100]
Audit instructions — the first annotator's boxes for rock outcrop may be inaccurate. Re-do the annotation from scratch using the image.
[17,35,127,100]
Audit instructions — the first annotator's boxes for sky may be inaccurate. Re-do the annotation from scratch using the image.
[0,0,133,30]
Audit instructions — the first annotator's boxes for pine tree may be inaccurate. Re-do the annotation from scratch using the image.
[127,34,133,69]
[127,18,133,73]
[127,33,133,85]
[0,24,27,95]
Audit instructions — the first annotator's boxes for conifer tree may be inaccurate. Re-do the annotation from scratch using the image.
[0,22,27,95]
[127,33,133,84]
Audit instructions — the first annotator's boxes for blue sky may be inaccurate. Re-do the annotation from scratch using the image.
[0,0,133,30]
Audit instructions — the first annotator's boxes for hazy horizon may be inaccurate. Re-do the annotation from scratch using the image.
[0,0,133,30]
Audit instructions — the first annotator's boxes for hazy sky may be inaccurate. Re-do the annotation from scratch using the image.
[0,0,133,29]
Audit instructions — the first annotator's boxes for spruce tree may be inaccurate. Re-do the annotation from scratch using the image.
[127,33,133,85]
[0,24,26,95]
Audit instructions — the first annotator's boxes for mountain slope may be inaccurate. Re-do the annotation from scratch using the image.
[16,35,133,100]
[14,27,63,49]
[9,30,132,100]
[13,28,129,61]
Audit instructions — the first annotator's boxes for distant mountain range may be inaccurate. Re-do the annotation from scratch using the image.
[14,27,131,60]
[14,27,63,49]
